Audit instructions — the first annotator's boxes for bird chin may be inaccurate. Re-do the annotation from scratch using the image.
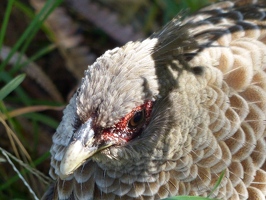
[90,145,140,171]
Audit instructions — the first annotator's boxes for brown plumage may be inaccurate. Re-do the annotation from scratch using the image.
[43,1,266,199]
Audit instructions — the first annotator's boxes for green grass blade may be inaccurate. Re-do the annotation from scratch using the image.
[0,0,62,71]
[14,0,35,18]
[10,43,55,74]
[23,113,59,129]
[12,0,62,73]
[207,170,225,198]
[0,74,26,100]
[0,0,15,50]
[14,0,56,41]
[0,71,31,104]
[20,44,56,70]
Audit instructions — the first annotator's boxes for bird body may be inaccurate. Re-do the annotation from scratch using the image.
[44,1,266,199]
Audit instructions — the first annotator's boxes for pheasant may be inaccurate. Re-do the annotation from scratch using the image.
[43,1,266,199]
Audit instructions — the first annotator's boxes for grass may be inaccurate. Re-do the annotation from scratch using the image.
[0,0,62,199]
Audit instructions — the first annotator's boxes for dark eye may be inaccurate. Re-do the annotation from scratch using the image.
[128,110,145,128]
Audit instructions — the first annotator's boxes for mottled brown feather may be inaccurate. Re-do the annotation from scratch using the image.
[43,1,266,200]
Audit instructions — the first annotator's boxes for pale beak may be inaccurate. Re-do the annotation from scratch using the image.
[59,118,109,179]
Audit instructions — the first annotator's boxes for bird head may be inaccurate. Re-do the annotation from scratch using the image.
[57,38,165,178]
[52,17,206,180]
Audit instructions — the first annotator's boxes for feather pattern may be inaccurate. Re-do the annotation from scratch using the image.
[43,1,266,199]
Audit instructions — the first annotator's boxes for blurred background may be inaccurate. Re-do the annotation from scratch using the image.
[0,0,214,199]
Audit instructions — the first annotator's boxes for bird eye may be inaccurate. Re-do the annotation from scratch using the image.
[128,110,145,128]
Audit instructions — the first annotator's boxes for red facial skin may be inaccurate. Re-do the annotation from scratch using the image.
[99,100,153,145]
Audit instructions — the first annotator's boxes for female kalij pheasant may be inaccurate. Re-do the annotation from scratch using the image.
[43,1,266,199]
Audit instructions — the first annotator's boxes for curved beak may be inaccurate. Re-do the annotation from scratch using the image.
[59,118,109,179]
